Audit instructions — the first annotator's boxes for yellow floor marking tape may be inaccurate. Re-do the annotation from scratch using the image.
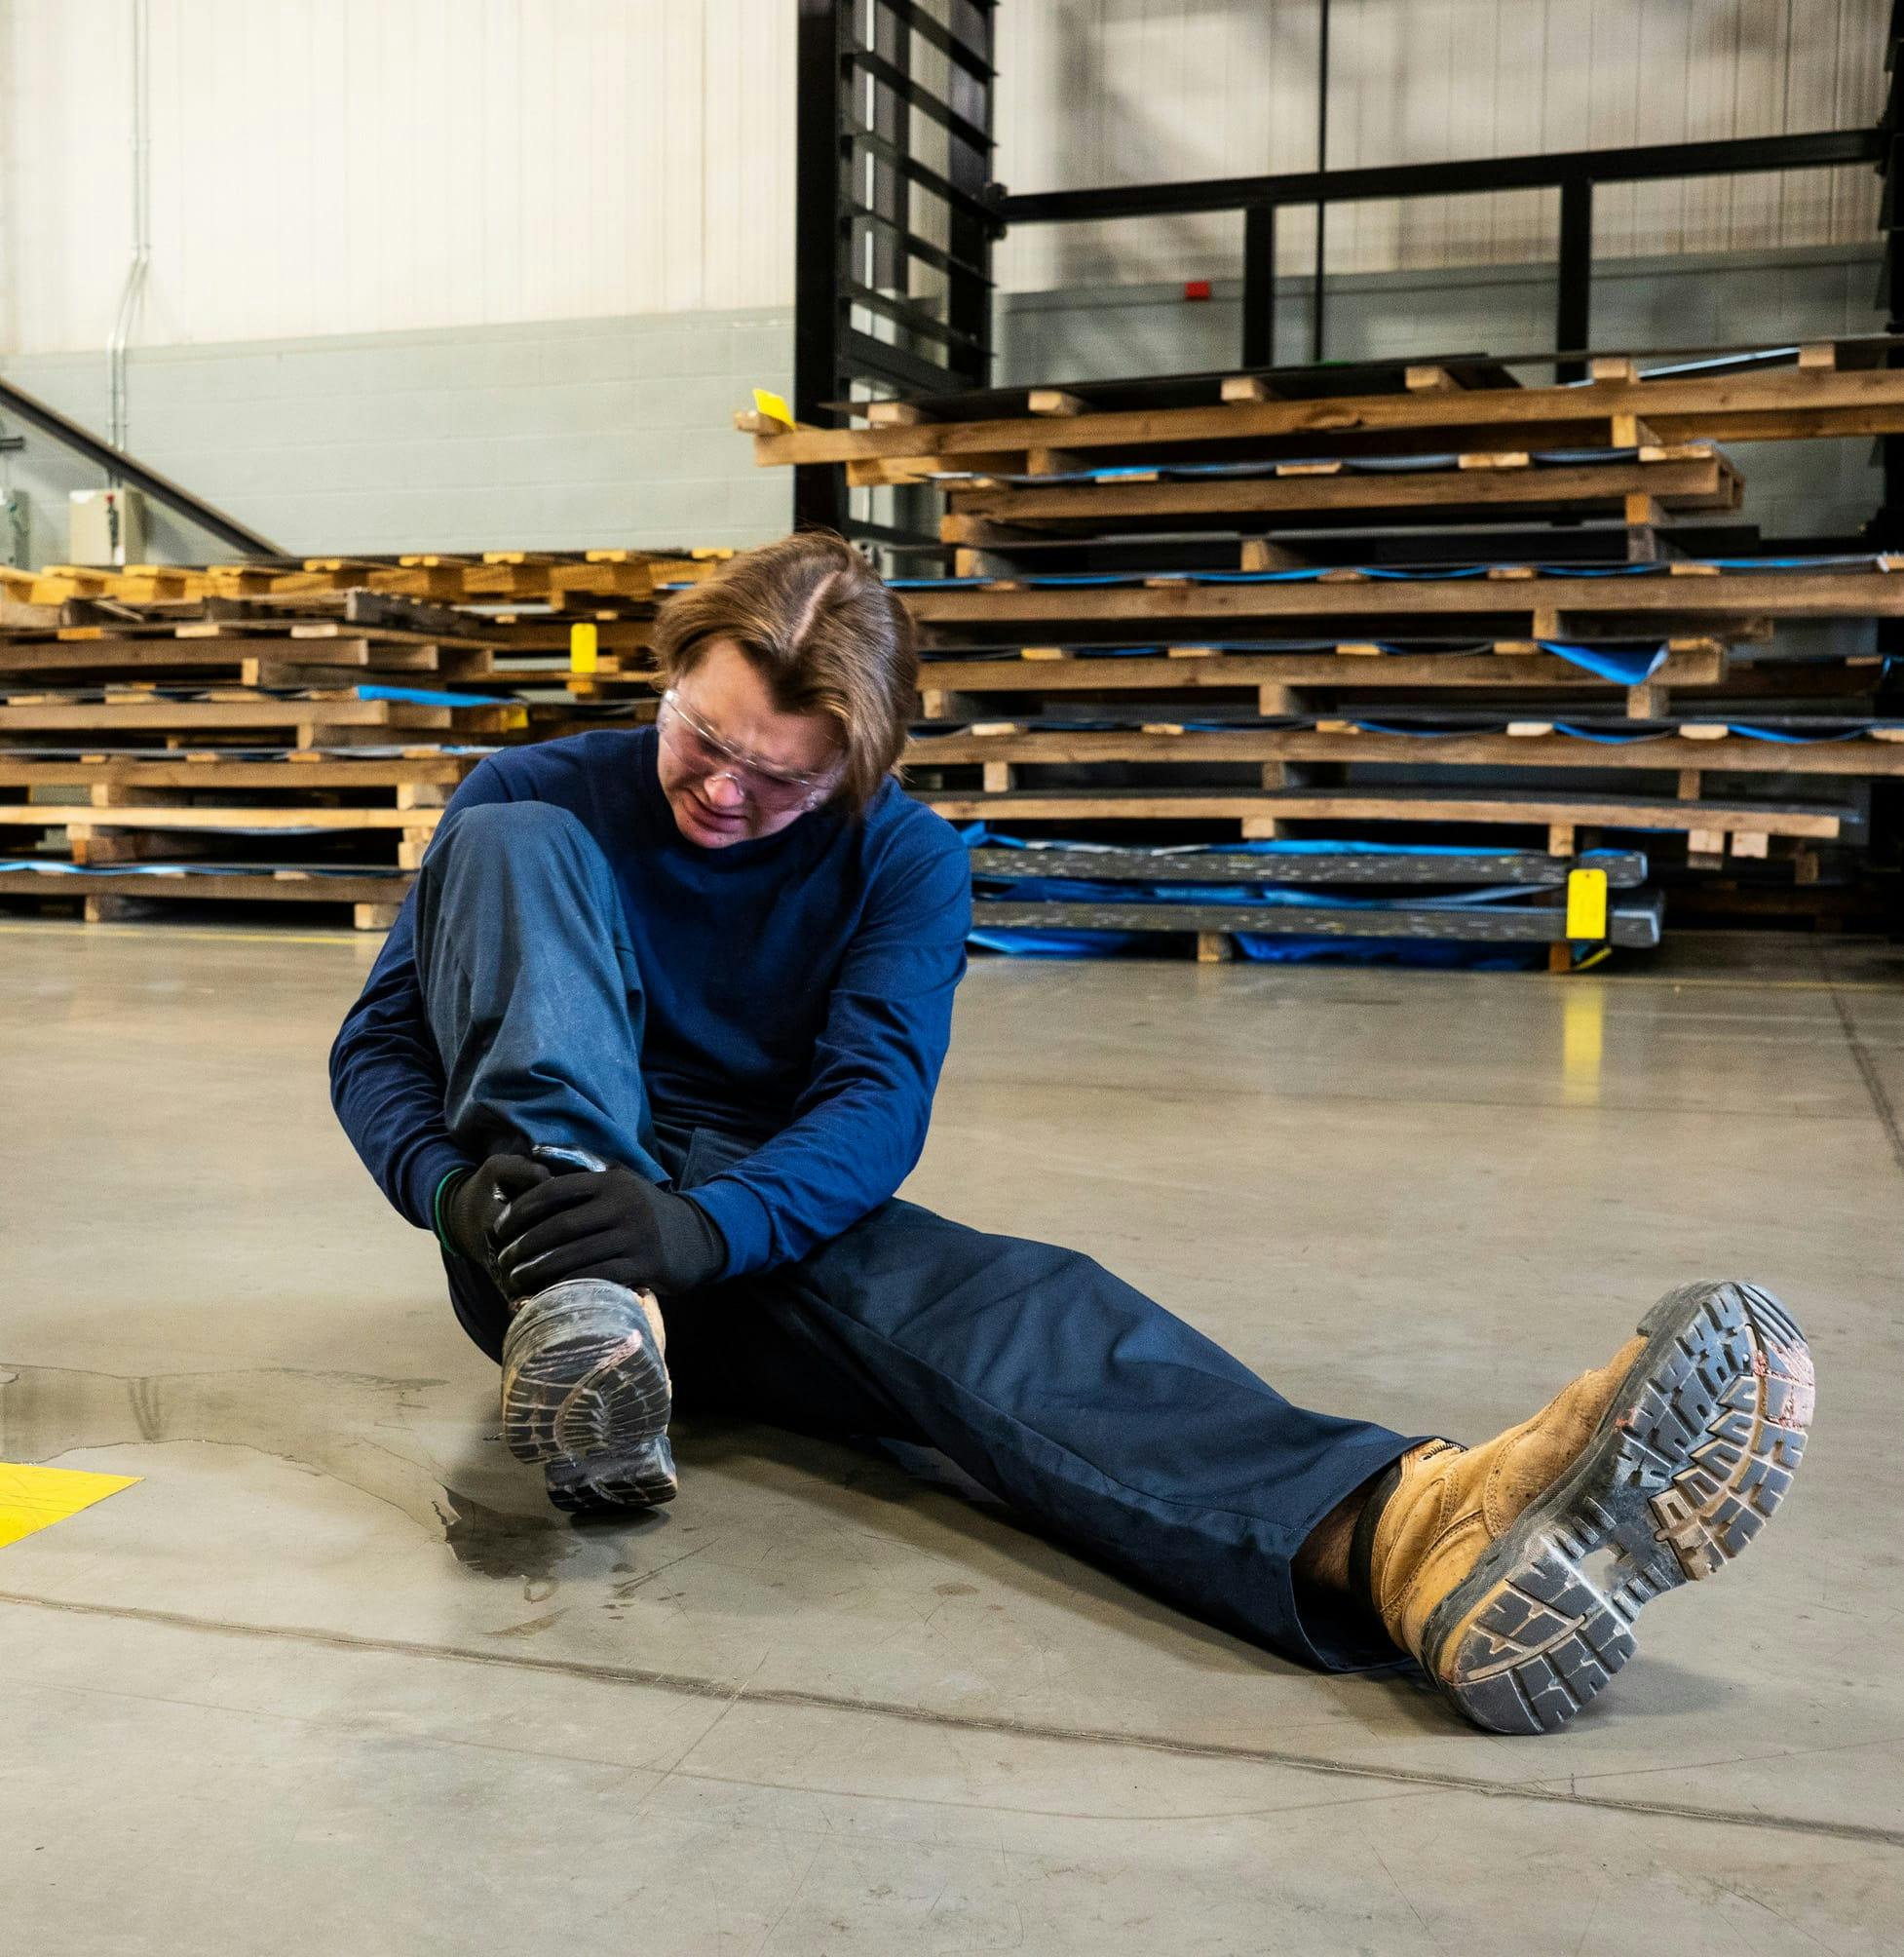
[0,1463,141,1550]
[1561,984,1605,1105]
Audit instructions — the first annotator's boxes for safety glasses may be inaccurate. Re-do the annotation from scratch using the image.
[657,688,842,815]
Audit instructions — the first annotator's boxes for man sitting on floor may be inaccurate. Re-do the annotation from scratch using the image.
[330,531,1813,1737]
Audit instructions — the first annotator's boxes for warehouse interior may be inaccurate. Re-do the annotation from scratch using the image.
[2,4,1900,1951]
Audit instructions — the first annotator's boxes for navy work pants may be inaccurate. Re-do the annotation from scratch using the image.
[413,800,1418,1670]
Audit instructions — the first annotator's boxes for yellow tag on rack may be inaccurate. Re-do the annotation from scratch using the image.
[0,1463,140,1551]
[752,387,794,430]
[569,621,599,675]
[1565,866,1609,940]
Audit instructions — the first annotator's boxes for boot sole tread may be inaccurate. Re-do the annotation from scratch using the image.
[545,1439,679,1515]
[499,1282,671,1469]
[1422,1280,1813,1736]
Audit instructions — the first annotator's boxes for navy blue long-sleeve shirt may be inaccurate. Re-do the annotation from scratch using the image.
[328,727,971,1278]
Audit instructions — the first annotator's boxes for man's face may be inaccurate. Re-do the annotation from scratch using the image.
[655,639,844,849]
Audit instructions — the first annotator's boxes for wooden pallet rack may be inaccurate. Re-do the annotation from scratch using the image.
[744,341,1904,474]
[0,586,513,927]
[1,548,724,706]
[934,442,1742,552]
[0,548,743,928]
[746,341,1904,945]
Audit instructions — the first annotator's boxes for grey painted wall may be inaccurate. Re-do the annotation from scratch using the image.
[0,309,793,566]
[0,244,1885,570]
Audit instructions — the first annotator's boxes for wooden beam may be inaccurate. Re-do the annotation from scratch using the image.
[0,866,411,908]
[915,644,1728,692]
[898,569,1903,627]
[915,787,1842,840]
[0,803,449,831]
[0,755,471,790]
[746,365,1904,468]
[943,454,1734,527]
[904,726,1904,779]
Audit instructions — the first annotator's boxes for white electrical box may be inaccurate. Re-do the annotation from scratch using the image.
[69,486,147,566]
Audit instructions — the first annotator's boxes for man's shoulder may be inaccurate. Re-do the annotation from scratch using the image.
[859,776,966,871]
[473,727,647,797]
[852,779,970,921]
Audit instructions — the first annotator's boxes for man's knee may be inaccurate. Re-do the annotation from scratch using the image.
[423,801,614,910]
[431,797,592,864]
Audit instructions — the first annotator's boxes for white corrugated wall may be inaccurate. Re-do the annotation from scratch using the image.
[0,0,800,353]
[995,0,1888,288]
[0,0,1886,356]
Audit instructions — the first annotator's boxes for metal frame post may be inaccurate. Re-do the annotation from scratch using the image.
[790,0,997,550]
[1555,175,1595,380]
[793,0,849,534]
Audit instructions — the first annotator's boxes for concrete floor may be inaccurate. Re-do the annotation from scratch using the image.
[2,919,1901,1954]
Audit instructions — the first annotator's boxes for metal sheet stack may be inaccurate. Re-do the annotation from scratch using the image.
[743,339,1904,957]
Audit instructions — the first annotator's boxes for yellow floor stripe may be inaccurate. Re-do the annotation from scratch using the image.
[0,1463,141,1550]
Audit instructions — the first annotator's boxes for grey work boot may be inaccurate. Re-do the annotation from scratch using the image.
[544,1436,679,1515]
[498,1145,674,1511]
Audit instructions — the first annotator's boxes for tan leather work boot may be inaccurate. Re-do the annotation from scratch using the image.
[1352,1281,1813,1735]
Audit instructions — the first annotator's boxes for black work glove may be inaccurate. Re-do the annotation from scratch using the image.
[437,1153,552,1270]
[494,1164,728,1298]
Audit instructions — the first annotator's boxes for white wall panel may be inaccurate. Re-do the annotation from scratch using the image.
[0,0,1885,356]
[0,0,797,353]
[994,0,1887,292]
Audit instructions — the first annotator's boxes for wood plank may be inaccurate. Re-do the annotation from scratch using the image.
[907,726,1904,778]
[899,570,1903,627]
[750,366,1904,467]
[916,645,1727,691]
[0,867,412,906]
[0,701,472,731]
[0,803,449,830]
[916,787,1844,839]
[0,637,385,675]
[941,455,1734,528]
[0,755,472,791]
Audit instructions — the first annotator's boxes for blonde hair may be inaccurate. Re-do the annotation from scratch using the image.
[653,532,917,815]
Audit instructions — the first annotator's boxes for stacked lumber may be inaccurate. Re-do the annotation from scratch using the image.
[0,585,520,928]
[274,549,730,702]
[744,338,1904,956]
[3,544,732,700]
[0,546,740,927]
